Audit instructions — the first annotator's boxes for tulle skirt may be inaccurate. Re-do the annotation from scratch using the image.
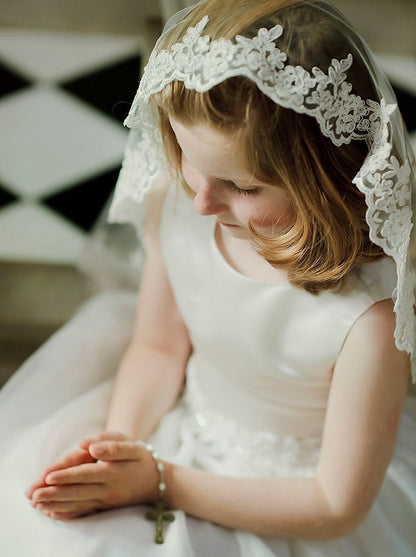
[1,291,415,557]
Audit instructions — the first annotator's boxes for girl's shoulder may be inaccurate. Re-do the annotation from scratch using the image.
[350,257,396,305]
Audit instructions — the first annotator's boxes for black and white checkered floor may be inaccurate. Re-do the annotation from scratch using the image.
[0,28,144,263]
[0,28,415,265]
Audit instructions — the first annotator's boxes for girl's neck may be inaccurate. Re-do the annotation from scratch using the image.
[215,224,288,283]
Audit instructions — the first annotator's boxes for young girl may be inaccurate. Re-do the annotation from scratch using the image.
[1,0,416,555]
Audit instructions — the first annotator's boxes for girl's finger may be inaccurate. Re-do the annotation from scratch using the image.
[88,440,146,462]
[42,449,95,478]
[26,449,94,498]
[45,510,88,520]
[32,483,102,503]
[45,461,110,485]
[26,480,46,499]
[78,431,128,450]
[35,498,101,514]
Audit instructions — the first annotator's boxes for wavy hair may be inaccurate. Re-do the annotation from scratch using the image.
[152,0,385,292]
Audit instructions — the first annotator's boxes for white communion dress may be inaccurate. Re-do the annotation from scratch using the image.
[1,184,415,557]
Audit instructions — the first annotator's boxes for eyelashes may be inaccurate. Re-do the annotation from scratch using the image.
[181,151,260,195]
[224,181,260,195]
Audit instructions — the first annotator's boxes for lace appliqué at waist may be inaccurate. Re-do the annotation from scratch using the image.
[183,389,322,478]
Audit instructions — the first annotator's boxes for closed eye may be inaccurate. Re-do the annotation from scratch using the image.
[224,180,260,195]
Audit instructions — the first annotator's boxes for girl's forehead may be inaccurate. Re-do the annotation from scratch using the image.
[169,117,261,186]
[169,116,255,181]
[169,117,234,150]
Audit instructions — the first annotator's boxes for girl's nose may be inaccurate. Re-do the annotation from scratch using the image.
[192,180,227,216]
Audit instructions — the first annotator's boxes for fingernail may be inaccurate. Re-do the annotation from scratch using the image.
[93,444,104,456]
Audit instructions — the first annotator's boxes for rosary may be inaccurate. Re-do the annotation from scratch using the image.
[146,501,175,544]
[137,440,175,544]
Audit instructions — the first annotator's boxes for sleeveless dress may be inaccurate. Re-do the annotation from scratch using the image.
[1,184,415,557]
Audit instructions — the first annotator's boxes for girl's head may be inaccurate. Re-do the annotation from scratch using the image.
[106,0,415,373]
[150,0,389,292]
[168,115,295,241]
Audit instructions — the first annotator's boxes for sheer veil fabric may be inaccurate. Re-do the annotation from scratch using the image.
[1,4,416,556]
[109,0,416,380]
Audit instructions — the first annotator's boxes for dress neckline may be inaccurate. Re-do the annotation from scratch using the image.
[210,219,290,287]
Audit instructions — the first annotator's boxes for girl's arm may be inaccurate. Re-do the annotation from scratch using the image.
[26,182,191,501]
[104,186,191,439]
[160,298,409,539]
[31,298,409,537]
[105,183,191,439]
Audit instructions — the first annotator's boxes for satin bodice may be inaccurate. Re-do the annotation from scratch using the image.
[160,185,396,446]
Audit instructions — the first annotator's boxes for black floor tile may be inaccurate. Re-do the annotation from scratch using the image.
[0,62,31,98]
[61,55,141,124]
[41,167,120,231]
[0,185,18,209]
[392,85,416,133]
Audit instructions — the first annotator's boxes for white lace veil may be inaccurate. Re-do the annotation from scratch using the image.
[108,0,416,379]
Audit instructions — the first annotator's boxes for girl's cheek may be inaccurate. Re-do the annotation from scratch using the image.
[181,157,197,193]
[251,202,295,232]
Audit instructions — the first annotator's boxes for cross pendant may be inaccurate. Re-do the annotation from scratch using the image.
[145,501,175,544]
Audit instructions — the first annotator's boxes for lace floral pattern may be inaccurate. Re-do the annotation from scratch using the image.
[109,14,416,378]
[128,16,392,147]
[354,149,415,358]
[184,376,321,478]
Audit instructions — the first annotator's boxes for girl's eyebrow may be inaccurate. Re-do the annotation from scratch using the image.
[177,137,260,186]
[215,175,261,187]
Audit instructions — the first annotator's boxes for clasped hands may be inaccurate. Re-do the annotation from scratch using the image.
[25,432,159,520]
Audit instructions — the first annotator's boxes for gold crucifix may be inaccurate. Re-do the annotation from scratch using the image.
[145,501,175,544]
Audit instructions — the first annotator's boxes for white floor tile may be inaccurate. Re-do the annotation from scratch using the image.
[0,85,128,198]
[0,202,86,263]
[376,54,416,95]
[0,28,142,82]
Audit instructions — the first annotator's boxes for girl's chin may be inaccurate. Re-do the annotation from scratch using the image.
[217,220,241,229]
[217,223,250,240]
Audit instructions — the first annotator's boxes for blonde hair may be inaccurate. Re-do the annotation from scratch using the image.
[152,0,385,293]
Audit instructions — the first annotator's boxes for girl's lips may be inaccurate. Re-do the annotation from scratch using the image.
[217,220,239,228]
